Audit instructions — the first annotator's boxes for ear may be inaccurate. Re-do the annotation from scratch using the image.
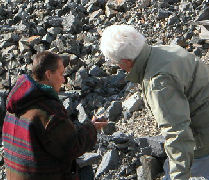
[45,70,51,81]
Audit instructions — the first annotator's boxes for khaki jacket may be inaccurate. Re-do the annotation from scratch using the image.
[127,44,209,180]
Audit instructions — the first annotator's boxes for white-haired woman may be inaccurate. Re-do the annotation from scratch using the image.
[100,24,209,180]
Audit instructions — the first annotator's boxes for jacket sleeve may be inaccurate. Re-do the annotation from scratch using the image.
[33,101,97,162]
[145,74,195,180]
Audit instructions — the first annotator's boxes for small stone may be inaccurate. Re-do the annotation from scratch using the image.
[47,27,62,35]
[95,149,120,178]
[122,92,144,113]
[42,34,54,44]
[103,122,116,135]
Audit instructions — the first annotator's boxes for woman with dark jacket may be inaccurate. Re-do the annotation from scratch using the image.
[2,51,107,180]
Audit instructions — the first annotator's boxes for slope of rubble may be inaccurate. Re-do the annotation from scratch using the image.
[0,0,208,179]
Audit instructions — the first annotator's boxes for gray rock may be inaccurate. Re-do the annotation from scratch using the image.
[123,110,132,120]
[196,7,209,21]
[45,0,59,7]
[50,38,66,53]
[16,8,29,20]
[106,101,122,122]
[147,135,166,157]
[111,131,129,144]
[89,9,103,22]
[89,65,106,77]
[105,5,117,18]
[190,36,201,45]
[76,152,101,168]
[0,62,4,75]
[137,0,151,8]
[102,122,116,135]
[95,149,120,177]
[135,135,166,157]
[161,0,180,4]
[33,44,46,52]
[81,0,88,6]
[86,3,100,14]
[122,92,143,113]
[184,31,193,40]
[121,82,137,96]
[199,25,209,40]
[168,14,179,25]
[47,27,62,36]
[158,2,169,8]
[137,155,162,180]
[83,93,105,110]
[1,45,17,59]
[63,97,74,116]
[42,34,54,44]
[171,36,187,47]
[179,2,191,11]
[137,165,151,180]
[76,103,89,123]
[46,16,63,27]
[3,33,19,42]
[18,39,30,54]
[116,141,129,150]
[88,0,106,7]
[190,178,208,180]
[106,0,128,11]
[105,70,126,88]
[157,9,172,19]
[16,21,28,32]
[36,26,46,36]
[0,6,7,17]
[62,13,83,34]
[193,47,202,57]
[0,41,13,49]
[74,67,88,88]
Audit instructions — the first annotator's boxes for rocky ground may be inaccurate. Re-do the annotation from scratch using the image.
[0,0,209,179]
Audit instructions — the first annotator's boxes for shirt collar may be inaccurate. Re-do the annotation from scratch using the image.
[126,44,152,84]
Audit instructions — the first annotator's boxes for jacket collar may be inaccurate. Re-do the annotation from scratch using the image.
[6,74,59,114]
[126,43,152,84]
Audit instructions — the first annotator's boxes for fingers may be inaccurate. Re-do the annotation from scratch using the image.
[92,116,97,123]
[92,115,107,123]
[94,122,108,130]
[91,114,108,130]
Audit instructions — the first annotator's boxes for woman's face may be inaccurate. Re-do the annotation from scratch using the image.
[46,59,65,92]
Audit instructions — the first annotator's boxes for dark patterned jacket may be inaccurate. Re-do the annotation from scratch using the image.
[2,74,97,180]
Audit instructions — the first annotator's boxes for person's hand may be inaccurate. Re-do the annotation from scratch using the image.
[92,115,108,130]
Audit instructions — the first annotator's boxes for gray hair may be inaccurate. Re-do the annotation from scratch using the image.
[100,25,146,63]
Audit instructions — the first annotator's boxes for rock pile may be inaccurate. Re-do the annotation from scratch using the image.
[0,0,208,179]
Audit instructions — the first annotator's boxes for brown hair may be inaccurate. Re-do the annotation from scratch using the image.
[32,51,61,81]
